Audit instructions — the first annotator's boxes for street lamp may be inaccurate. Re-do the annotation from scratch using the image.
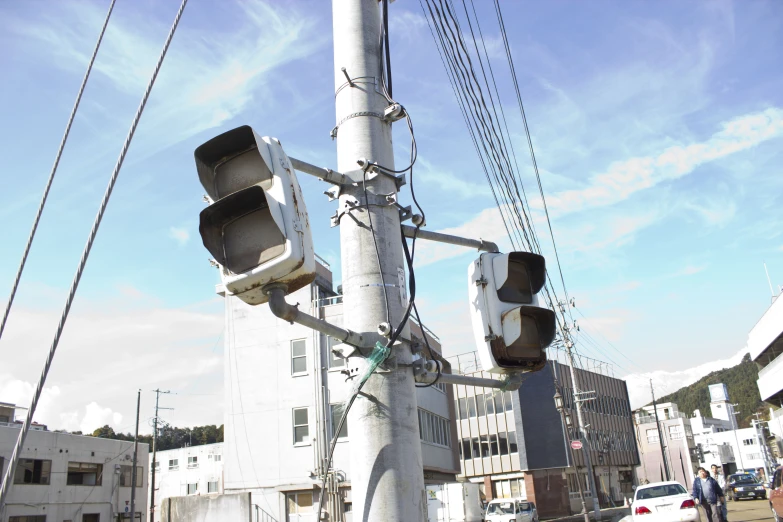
[554,390,564,411]
[555,390,588,522]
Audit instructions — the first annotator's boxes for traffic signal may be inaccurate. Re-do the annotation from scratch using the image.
[195,125,315,305]
[468,252,556,374]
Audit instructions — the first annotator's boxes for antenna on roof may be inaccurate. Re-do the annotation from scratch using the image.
[763,262,776,298]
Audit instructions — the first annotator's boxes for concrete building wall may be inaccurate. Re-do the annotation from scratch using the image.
[0,425,149,522]
[150,443,224,516]
[634,416,698,490]
[159,491,251,522]
[748,294,783,407]
[220,267,459,522]
[451,359,638,517]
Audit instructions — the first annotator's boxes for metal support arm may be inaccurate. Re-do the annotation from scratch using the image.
[264,284,369,348]
[413,359,522,390]
[290,157,351,186]
[401,225,499,253]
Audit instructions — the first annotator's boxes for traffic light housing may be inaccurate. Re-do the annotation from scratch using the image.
[195,126,315,305]
[468,252,556,374]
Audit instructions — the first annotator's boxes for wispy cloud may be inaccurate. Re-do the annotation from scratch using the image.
[418,157,492,199]
[5,1,327,157]
[0,286,223,432]
[544,107,783,217]
[169,226,190,246]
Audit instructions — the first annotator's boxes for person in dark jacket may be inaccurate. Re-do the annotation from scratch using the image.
[692,467,725,522]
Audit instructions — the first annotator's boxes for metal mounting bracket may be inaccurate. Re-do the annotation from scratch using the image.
[330,192,404,227]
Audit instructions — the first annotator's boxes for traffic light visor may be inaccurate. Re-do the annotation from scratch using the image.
[493,252,546,304]
[495,306,555,369]
[199,186,286,274]
[195,126,274,201]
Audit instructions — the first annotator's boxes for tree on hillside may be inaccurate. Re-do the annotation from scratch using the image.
[652,353,771,428]
[74,424,224,451]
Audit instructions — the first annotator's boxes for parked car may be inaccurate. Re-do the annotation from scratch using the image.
[484,498,538,522]
[726,472,767,501]
[631,481,707,522]
[769,466,782,522]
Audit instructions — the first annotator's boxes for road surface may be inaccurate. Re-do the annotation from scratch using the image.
[728,498,774,522]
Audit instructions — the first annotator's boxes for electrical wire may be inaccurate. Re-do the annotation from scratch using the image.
[0,0,189,512]
[0,0,117,344]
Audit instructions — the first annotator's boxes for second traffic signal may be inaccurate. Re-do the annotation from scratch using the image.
[468,252,556,374]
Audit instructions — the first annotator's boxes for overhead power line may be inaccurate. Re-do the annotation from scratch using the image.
[0,0,189,513]
[0,0,117,344]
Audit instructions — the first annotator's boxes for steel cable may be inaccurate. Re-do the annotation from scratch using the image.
[0,0,117,344]
[0,0,189,512]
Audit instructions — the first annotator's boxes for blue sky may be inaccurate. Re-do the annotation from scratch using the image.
[0,0,781,431]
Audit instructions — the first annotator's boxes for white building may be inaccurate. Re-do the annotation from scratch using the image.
[219,258,459,522]
[0,403,149,522]
[748,292,783,409]
[689,409,736,470]
[149,443,224,516]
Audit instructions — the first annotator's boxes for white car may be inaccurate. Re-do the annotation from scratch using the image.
[484,498,538,522]
[632,481,708,522]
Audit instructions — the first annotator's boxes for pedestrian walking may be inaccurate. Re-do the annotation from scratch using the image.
[711,464,728,522]
[693,467,725,522]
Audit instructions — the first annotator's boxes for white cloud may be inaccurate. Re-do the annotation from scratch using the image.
[544,107,783,217]
[6,1,327,157]
[418,157,492,199]
[168,226,190,246]
[0,287,223,433]
[623,347,750,409]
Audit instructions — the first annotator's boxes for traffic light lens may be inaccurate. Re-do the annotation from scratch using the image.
[214,148,273,199]
[199,186,286,274]
[496,259,533,304]
[223,207,286,274]
[504,315,542,359]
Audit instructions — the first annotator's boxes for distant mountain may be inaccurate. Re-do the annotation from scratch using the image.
[650,353,767,428]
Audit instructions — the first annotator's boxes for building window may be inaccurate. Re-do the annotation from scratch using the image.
[293,407,309,444]
[287,491,314,515]
[742,438,755,446]
[291,339,307,375]
[65,462,103,486]
[668,425,683,440]
[327,337,345,368]
[498,432,509,455]
[467,396,477,418]
[187,483,198,495]
[208,481,219,493]
[213,454,221,462]
[169,459,179,470]
[9,517,47,522]
[461,439,471,459]
[457,398,467,419]
[476,394,486,416]
[330,403,348,440]
[471,437,481,459]
[493,392,504,413]
[484,393,495,414]
[504,391,513,411]
[14,459,51,485]
[508,431,518,453]
[418,408,451,447]
[154,461,160,470]
[188,456,198,468]
[746,453,761,460]
[646,429,659,444]
[119,465,143,487]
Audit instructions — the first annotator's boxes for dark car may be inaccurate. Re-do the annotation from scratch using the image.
[727,472,767,501]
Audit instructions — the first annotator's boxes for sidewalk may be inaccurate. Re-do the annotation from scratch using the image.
[542,506,631,522]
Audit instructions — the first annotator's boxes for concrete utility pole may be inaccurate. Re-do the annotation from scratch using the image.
[332,0,425,520]
[130,389,141,522]
[149,389,171,522]
[650,380,670,481]
[565,341,602,521]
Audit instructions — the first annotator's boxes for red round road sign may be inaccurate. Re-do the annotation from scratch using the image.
[570,440,583,450]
